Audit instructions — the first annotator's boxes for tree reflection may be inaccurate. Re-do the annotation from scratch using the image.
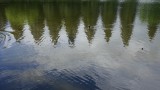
[0,4,6,31]
[140,3,160,41]
[5,3,44,42]
[28,4,44,43]
[101,0,118,43]
[1,1,160,47]
[43,3,62,45]
[5,4,24,40]
[82,1,99,44]
[62,2,81,46]
[120,0,137,46]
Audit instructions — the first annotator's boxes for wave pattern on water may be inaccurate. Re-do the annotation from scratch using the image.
[0,31,15,48]
[0,1,160,90]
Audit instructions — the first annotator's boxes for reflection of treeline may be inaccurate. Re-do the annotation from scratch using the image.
[140,3,160,41]
[5,3,44,41]
[0,1,160,46]
[0,4,6,31]
[0,0,98,3]
[43,3,61,45]
[82,1,99,44]
[1,2,101,45]
[101,0,118,42]
[63,2,81,45]
[120,0,137,46]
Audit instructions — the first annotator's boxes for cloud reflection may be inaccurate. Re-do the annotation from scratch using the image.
[0,1,160,90]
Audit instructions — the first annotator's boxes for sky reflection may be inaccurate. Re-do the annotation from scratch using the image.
[0,1,160,90]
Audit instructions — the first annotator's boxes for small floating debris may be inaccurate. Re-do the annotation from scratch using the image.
[88,25,91,29]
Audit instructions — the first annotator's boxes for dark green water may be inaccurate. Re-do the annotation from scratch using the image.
[0,0,160,90]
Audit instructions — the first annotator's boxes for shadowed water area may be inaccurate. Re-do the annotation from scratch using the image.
[0,0,160,90]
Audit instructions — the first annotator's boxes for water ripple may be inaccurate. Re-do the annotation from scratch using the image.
[0,31,15,49]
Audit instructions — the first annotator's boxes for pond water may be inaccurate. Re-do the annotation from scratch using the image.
[0,0,160,90]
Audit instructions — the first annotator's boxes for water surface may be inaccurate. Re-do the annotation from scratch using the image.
[0,0,160,90]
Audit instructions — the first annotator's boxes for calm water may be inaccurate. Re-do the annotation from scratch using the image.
[0,0,160,90]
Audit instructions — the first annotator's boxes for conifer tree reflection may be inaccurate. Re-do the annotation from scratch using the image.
[120,0,137,46]
[81,1,99,44]
[5,4,24,40]
[43,3,62,45]
[140,3,160,41]
[5,3,43,43]
[28,4,44,44]
[0,4,7,47]
[101,0,118,43]
[0,4,6,31]
[62,2,80,46]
